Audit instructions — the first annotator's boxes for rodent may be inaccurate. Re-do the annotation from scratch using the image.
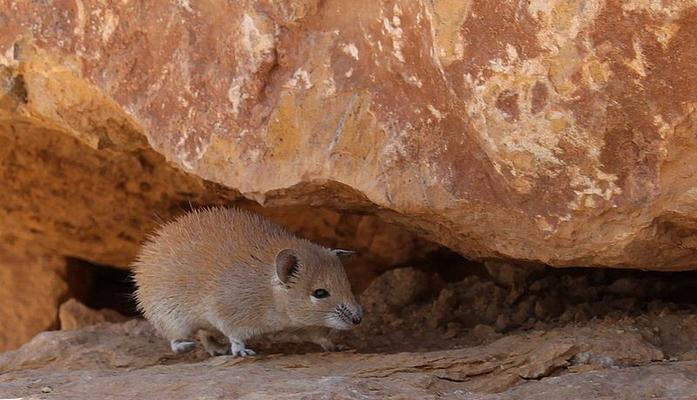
[132,207,363,357]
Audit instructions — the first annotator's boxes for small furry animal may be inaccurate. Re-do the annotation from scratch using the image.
[132,207,363,357]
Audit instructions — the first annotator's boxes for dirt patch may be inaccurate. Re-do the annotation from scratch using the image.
[341,261,697,362]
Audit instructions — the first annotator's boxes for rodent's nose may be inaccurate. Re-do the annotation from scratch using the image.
[351,305,363,325]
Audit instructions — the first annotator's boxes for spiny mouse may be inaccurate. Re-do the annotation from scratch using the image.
[132,207,362,357]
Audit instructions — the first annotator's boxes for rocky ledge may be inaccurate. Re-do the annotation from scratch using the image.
[1,318,696,400]
[2,264,697,399]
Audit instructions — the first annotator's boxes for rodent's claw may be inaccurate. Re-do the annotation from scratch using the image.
[229,339,255,357]
[170,339,197,354]
[231,348,256,357]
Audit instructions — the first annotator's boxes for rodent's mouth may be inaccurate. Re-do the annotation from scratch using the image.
[325,318,355,330]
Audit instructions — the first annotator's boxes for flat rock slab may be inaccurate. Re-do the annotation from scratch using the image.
[3,360,696,400]
[0,320,694,399]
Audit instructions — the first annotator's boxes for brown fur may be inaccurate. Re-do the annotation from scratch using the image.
[132,207,362,356]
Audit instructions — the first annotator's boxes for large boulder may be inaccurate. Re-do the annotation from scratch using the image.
[3,1,697,270]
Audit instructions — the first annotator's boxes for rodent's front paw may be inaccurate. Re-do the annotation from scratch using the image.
[229,340,256,357]
[231,348,256,357]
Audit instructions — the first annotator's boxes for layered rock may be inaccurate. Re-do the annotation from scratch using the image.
[58,298,129,331]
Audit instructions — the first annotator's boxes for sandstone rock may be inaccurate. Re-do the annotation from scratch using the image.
[534,296,564,320]
[0,320,170,372]
[0,247,69,352]
[485,262,533,289]
[470,324,499,344]
[495,313,512,333]
[3,1,697,270]
[486,361,697,400]
[650,313,697,360]
[58,298,129,331]
[360,267,431,311]
[0,50,430,278]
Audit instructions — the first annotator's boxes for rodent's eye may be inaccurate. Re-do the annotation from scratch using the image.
[312,288,330,299]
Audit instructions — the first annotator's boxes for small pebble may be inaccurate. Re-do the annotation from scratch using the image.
[41,386,53,393]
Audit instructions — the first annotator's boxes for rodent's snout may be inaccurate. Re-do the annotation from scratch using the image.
[330,303,364,330]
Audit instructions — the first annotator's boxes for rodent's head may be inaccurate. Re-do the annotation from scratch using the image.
[274,246,363,330]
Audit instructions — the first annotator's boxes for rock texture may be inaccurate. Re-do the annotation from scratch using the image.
[0,247,70,352]
[58,298,129,331]
[0,318,695,399]
[1,1,697,270]
[0,31,430,277]
[341,264,697,357]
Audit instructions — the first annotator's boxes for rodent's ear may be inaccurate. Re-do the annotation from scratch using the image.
[331,249,355,258]
[276,249,300,285]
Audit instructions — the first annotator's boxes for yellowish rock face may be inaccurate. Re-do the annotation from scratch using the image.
[2,0,697,278]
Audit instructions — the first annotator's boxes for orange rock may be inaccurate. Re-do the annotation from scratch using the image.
[0,248,68,351]
[58,299,129,331]
[1,1,696,271]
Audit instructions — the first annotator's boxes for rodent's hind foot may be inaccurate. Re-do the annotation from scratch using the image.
[170,339,196,353]
[229,338,256,357]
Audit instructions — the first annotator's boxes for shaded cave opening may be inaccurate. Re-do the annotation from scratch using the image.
[332,254,697,359]
[65,257,140,318]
